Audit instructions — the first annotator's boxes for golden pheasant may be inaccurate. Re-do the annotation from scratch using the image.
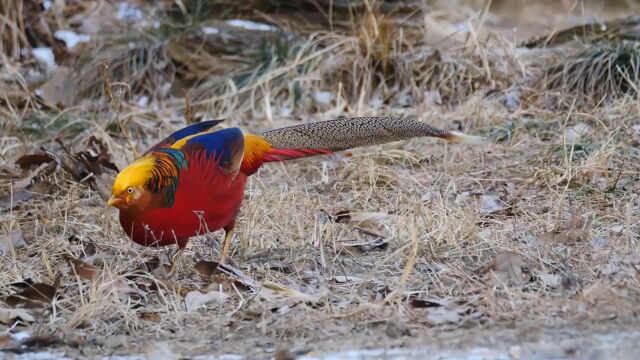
[107,117,482,263]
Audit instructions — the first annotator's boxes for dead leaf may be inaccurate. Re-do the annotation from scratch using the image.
[536,217,589,245]
[334,211,393,238]
[260,282,328,303]
[336,237,388,253]
[480,194,507,214]
[421,298,476,326]
[0,191,33,210]
[0,308,35,324]
[275,347,296,360]
[184,289,229,312]
[81,242,97,258]
[426,307,462,325]
[39,136,119,202]
[63,254,98,280]
[37,67,76,109]
[5,275,61,308]
[565,122,591,143]
[15,154,54,170]
[538,273,562,287]
[142,256,177,279]
[1,230,27,256]
[487,252,524,286]
[0,334,13,349]
[409,298,441,308]
[385,318,411,338]
[195,260,219,278]
[537,228,589,245]
[333,275,364,283]
[139,312,161,322]
[154,278,191,298]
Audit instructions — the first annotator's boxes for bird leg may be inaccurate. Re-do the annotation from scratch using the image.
[219,221,235,265]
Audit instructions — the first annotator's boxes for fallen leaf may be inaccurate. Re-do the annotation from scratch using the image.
[0,308,35,324]
[0,191,34,211]
[333,275,364,284]
[5,275,61,308]
[194,260,219,278]
[537,228,588,245]
[385,317,411,338]
[488,252,524,286]
[38,136,119,202]
[336,237,388,253]
[139,312,161,322]
[37,67,76,109]
[480,194,507,214]
[0,334,13,349]
[15,154,54,170]
[536,217,589,245]
[426,306,462,325]
[142,256,177,280]
[600,262,621,276]
[409,298,441,308]
[538,273,562,287]
[63,254,98,280]
[184,289,229,312]
[334,211,393,238]
[154,278,191,298]
[275,347,296,360]
[260,282,328,303]
[565,122,591,143]
[81,242,97,258]
[421,298,476,326]
[1,230,27,256]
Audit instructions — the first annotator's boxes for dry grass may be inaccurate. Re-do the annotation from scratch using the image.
[1,0,640,357]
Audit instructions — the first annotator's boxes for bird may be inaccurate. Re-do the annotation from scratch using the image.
[107,117,484,264]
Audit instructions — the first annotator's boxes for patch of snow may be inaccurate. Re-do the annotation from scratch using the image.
[279,106,292,117]
[298,347,512,360]
[313,91,334,105]
[369,95,383,109]
[633,124,640,134]
[226,19,276,32]
[481,194,506,214]
[54,30,91,49]
[538,273,562,287]
[117,2,143,21]
[425,90,443,105]
[565,122,591,143]
[454,191,470,204]
[454,21,470,33]
[10,331,31,342]
[32,47,57,70]
[203,27,220,35]
[136,96,149,108]
[504,89,520,111]
[43,0,52,10]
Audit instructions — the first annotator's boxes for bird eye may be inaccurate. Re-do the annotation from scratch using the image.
[127,187,134,194]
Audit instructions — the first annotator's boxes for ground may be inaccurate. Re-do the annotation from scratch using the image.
[1,0,640,359]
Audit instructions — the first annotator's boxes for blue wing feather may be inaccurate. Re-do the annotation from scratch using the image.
[147,120,225,153]
[183,127,245,173]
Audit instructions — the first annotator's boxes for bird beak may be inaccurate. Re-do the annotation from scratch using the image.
[107,195,123,207]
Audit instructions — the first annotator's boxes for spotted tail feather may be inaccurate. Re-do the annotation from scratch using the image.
[261,116,484,160]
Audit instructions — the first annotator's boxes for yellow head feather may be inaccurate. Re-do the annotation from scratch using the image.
[111,155,156,195]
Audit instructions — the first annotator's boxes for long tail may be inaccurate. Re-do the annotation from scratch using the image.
[240,116,484,174]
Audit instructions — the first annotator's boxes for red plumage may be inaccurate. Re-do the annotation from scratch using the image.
[118,150,247,248]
